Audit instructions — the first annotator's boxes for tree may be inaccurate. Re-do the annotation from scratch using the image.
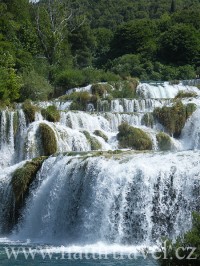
[159,24,200,65]
[0,52,22,103]
[170,0,176,13]
[110,19,157,59]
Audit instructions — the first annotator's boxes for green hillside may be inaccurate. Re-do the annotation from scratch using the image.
[0,0,200,104]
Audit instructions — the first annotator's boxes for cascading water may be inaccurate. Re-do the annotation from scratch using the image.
[11,152,200,245]
[0,81,200,251]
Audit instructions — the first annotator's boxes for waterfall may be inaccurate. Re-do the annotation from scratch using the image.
[137,82,200,98]
[181,108,200,150]
[0,81,200,248]
[97,99,171,113]
[11,151,200,245]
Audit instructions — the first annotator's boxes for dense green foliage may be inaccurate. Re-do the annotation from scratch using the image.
[153,102,197,137]
[157,212,200,265]
[117,122,152,150]
[0,0,200,104]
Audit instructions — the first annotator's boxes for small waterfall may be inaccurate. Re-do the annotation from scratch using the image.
[97,99,171,113]
[137,82,200,99]
[12,151,200,245]
[181,108,200,150]
[0,110,15,169]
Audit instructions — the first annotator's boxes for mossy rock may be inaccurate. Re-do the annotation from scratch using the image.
[153,101,197,137]
[41,105,60,122]
[175,90,197,99]
[117,122,152,150]
[93,130,108,142]
[39,123,57,156]
[22,100,37,123]
[83,130,102,150]
[11,156,47,225]
[156,132,172,151]
[141,113,154,128]
[11,156,47,204]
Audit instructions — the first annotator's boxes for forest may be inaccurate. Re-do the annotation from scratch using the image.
[0,0,200,104]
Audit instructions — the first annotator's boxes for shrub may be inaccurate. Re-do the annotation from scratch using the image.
[94,130,108,142]
[20,70,53,101]
[69,91,92,111]
[22,100,37,123]
[38,123,57,156]
[41,105,60,122]
[109,79,139,98]
[153,102,197,137]
[156,132,172,151]
[117,122,152,150]
[55,69,85,90]
[83,131,102,150]
[175,90,197,99]
[91,84,108,97]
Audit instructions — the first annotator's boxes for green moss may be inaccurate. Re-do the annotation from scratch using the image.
[141,113,154,128]
[41,105,60,122]
[13,112,19,135]
[156,132,172,151]
[39,123,57,156]
[11,156,47,208]
[186,103,197,117]
[83,130,102,150]
[93,130,108,142]
[22,100,37,123]
[117,122,152,150]
[153,101,197,137]
[175,90,197,99]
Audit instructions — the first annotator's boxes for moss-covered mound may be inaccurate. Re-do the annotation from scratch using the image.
[22,100,37,123]
[83,131,102,150]
[175,90,197,99]
[41,105,60,122]
[156,132,172,151]
[153,101,197,137]
[11,157,47,204]
[141,113,154,128]
[117,122,152,150]
[39,123,57,156]
[93,130,108,142]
